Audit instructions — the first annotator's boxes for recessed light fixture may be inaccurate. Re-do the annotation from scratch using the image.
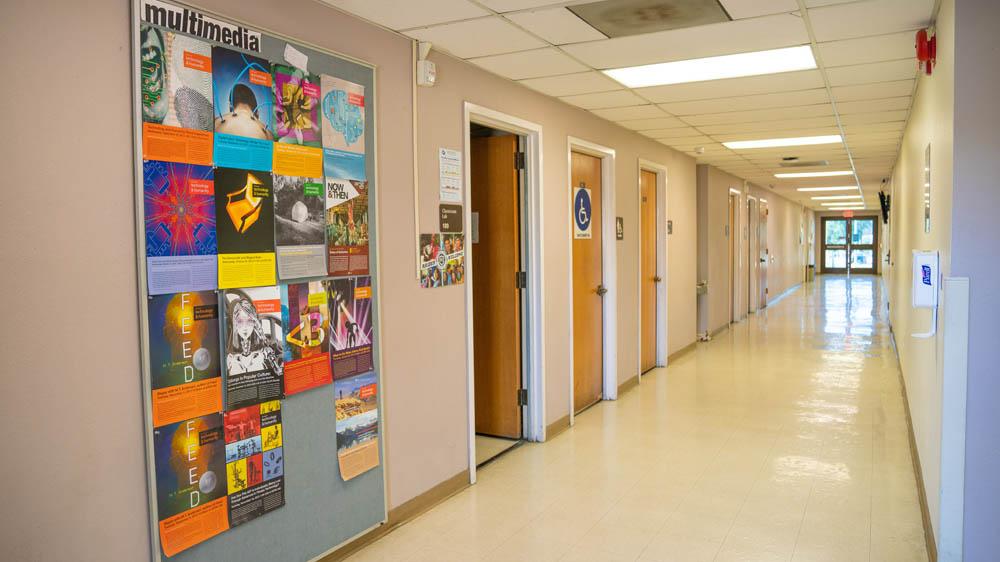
[722,135,842,150]
[812,195,863,200]
[603,45,816,88]
[796,186,857,192]
[775,171,853,178]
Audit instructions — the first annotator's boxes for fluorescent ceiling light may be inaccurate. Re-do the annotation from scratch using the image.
[603,45,816,88]
[796,186,857,192]
[811,195,862,200]
[821,202,865,207]
[776,171,853,178]
[723,135,842,150]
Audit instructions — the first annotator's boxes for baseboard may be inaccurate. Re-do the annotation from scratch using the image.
[545,414,571,440]
[618,374,639,395]
[890,331,938,562]
[318,469,470,561]
[710,324,729,338]
[667,341,696,363]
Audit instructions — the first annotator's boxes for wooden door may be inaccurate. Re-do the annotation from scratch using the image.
[572,151,603,413]
[640,169,657,373]
[728,195,736,323]
[471,135,521,439]
[759,203,768,307]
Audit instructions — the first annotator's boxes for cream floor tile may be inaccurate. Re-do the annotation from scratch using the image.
[348,276,929,562]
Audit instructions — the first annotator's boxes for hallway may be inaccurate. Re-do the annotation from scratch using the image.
[348,276,926,562]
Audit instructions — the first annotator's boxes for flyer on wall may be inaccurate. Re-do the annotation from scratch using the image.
[334,372,379,481]
[325,276,374,379]
[139,24,215,166]
[274,173,327,279]
[144,160,218,294]
[214,167,276,288]
[325,178,369,276]
[272,63,320,147]
[212,46,275,171]
[222,287,284,410]
[148,291,223,427]
[224,400,285,526]
[280,281,332,395]
[153,413,229,557]
[440,233,465,286]
[418,233,464,287]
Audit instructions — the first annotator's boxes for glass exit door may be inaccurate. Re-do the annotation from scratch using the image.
[821,216,878,274]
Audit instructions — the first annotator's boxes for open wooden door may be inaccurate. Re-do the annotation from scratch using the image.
[640,169,657,373]
[572,151,603,413]
[471,135,521,439]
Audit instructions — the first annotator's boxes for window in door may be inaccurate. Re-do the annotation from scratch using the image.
[821,216,878,274]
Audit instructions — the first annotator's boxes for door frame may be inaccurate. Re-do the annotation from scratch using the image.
[728,187,743,323]
[462,103,546,485]
[567,136,617,427]
[637,159,669,377]
[747,196,759,313]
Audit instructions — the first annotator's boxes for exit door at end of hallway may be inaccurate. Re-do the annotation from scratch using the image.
[821,216,878,274]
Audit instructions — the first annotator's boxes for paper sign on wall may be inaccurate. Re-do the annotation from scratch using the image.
[573,187,593,239]
[439,148,462,203]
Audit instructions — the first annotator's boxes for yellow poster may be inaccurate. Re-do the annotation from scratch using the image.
[273,144,323,178]
[218,253,276,289]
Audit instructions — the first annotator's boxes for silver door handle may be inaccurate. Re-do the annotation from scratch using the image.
[596,284,608,296]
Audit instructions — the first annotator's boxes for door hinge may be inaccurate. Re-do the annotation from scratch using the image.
[515,271,527,289]
[518,388,528,406]
[515,151,526,170]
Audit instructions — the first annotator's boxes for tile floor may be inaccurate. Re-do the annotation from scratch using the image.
[348,275,928,562]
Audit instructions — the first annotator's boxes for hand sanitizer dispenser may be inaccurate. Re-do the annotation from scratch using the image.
[911,250,939,338]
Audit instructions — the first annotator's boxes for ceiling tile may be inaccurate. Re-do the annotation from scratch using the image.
[615,117,688,131]
[808,0,934,42]
[699,116,838,135]
[468,47,588,80]
[818,31,920,69]
[832,80,915,102]
[838,110,909,126]
[590,105,669,121]
[505,7,605,45]
[405,17,546,59]
[720,0,799,19]
[561,13,809,69]
[683,104,834,126]
[836,96,912,114]
[660,89,830,115]
[477,0,569,12]
[560,89,647,110]
[641,127,702,139]
[635,70,824,103]
[826,59,919,87]
[518,71,622,97]
[322,0,490,30]
[653,135,715,146]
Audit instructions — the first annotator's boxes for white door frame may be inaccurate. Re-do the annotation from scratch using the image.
[728,187,743,323]
[748,195,759,313]
[637,159,669,376]
[567,136,617,427]
[462,102,546,485]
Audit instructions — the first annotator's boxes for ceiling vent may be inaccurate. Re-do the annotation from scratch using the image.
[569,0,732,38]
[779,160,830,167]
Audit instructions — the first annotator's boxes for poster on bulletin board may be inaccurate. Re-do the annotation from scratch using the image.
[133,1,386,559]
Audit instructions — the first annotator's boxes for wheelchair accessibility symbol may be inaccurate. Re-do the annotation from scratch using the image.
[573,186,592,239]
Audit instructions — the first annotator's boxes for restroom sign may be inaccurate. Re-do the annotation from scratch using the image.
[573,186,592,239]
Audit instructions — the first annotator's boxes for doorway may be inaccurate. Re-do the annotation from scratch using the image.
[821,216,878,274]
[470,124,523,465]
[728,192,739,323]
[748,197,759,313]
[640,169,658,374]
[462,103,545,483]
[759,202,768,307]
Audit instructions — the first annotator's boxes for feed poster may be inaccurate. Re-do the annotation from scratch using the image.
[281,281,332,395]
[419,233,465,288]
[224,400,285,526]
[148,291,223,427]
[325,276,374,379]
[222,287,284,410]
[325,178,369,276]
[334,372,379,480]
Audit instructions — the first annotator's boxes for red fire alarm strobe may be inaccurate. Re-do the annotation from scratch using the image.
[916,28,937,75]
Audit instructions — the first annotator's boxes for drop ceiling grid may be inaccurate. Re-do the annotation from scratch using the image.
[323,0,934,208]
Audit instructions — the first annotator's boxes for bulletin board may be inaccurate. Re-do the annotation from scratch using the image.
[130,1,387,560]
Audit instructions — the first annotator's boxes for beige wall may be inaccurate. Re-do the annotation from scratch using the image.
[697,166,810,335]
[885,0,954,538]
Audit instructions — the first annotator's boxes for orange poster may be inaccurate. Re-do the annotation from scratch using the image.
[158,497,229,557]
[273,143,322,177]
[143,123,213,166]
